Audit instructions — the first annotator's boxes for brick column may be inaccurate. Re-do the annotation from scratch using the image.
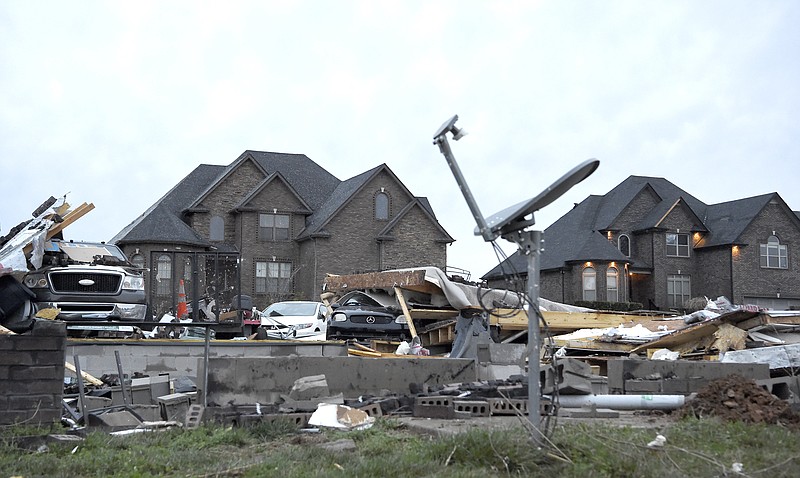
[0,320,66,426]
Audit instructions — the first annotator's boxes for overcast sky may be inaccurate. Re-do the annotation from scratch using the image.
[2,1,799,279]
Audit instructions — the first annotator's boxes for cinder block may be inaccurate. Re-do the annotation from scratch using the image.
[10,365,62,381]
[31,320,67,337]
[487,398,528,416]
[453,400,490,417]
[543,359,593,395]
[185,405,205,429]
[413,404,457,419]
[158,393,192,422]
[415,396,453,408]
[261,413,311,428]
[356,402,383,418]
[623,380,663,393]
[757,376,800,403]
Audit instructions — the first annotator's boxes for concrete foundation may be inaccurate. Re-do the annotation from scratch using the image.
[201,356,477,405]
[66,339,348,378]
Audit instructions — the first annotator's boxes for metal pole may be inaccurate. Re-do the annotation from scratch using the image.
[73,354,88,428]
[114,350,130,407]
[507,229,543,442]
[435,136,493,242]
[203,325,210,407]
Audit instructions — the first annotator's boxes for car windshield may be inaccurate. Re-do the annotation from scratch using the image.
[58,241,129,264]
[263,302,318,317]
[340,292,382,307]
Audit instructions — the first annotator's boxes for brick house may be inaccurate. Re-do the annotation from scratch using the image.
[111,150,453,317]
[482,175,800,311]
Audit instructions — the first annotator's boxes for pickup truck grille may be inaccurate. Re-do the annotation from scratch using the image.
[50,271,122,294]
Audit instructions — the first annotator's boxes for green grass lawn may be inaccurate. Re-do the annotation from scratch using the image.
[2,417,799,477]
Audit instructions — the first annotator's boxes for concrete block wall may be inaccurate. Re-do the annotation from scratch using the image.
[202,356,477,405]
[0,320,66,426]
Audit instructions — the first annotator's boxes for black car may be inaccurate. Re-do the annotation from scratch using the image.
[326,290,410,341]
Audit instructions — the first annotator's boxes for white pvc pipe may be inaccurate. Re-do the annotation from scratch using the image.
[548,394,685,411]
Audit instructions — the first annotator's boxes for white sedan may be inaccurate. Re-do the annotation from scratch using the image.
[259,301,327,340]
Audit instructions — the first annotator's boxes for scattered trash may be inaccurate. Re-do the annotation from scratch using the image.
[646,434,666,449]
[308,403,375,431]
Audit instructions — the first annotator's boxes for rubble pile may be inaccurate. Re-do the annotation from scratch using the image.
[679,375,800,428]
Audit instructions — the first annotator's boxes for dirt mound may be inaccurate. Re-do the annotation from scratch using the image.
[679,374,800,429]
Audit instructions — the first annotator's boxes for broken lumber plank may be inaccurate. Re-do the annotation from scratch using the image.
[64,361,104,386]
[44,202,94,239]
[324,270,427,293]
[394,287,417,338]
[551,338,635,353]
[408,308,459,321]
[351,342,380,354]
[493,309,684,333]
[736,312,800,331]
[348,348,383,358]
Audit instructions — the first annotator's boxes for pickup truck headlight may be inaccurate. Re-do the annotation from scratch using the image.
[23,273,48,288]
[122,275,145,290]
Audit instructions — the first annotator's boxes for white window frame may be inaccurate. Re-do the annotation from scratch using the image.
[760,235,788,269]
[255,260,292,294]
[618,234,631,257]
[259,213,290,242]
[667,274,691,309]
[375,192,389,220]
[666,233,690,257]
[606,267,619,302]
[582,267,596,301]
[156,254,172,296]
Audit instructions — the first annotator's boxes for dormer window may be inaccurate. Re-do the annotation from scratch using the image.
[210,216,224,242]
[375,192,389,220]
[666,233,690,257]
[259,213,290,241]
[618,234,631,257]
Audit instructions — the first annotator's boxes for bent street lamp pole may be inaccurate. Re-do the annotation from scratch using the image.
[433,115,599,445]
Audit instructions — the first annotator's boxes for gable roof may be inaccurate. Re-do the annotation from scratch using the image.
[111,164,224,246]
[376,198,455,243]
[297,164,423,240]
[698,193,780,248]
[232,171,312,214]
[482,175,797,280]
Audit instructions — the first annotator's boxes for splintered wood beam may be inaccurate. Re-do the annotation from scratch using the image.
[323,270,428,293]
[64,361,104,386]
[46,202,95,239]
[394,286,417,338]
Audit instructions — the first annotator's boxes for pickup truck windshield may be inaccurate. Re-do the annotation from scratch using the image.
[58,242,128,264]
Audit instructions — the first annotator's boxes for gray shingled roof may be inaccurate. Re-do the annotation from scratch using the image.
[111,164,224,246]
[482,176,792,280]
[698,194,774,248]
[114,152,449,249]
[248,151,340,211]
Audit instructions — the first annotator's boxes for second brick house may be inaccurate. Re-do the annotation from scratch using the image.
[483,175,800,311]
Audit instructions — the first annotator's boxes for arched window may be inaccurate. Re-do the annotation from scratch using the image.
[760,235,788,269]
[618,234,630,257]
[210,216,224,242]
[130,253,145,269]
[582,267,596,301]
[375,192,389,220]
[606,267,619,302]
[156,254,172,296]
